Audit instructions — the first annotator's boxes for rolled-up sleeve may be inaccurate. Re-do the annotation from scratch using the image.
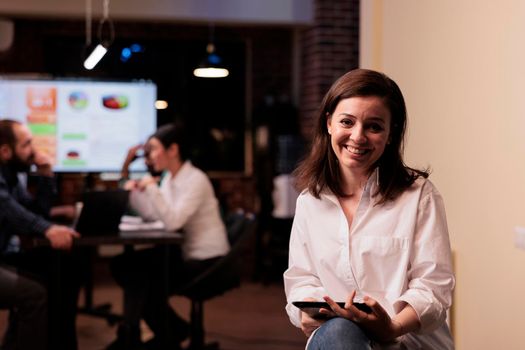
[129,186,159,221]
[394,186,455,333]
[144,175,208,232]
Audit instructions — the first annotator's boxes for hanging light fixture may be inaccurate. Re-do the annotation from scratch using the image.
[84,0,114,70]
[193,24,229,78]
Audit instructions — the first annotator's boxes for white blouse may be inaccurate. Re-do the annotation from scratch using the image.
[129,161,230,260]
[284,171,455,349]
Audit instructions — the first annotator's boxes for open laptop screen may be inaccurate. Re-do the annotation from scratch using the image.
[75,190,129,236]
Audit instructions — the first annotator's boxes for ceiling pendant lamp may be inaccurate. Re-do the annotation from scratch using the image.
[193,24,229,78]
[83,0,114,70]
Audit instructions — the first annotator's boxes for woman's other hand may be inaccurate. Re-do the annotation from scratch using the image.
[124,144,143,165]
[121,143,143,179]
[300,297,325,337]
[324,291,402,343]
[123,179,139,191]
[126,175,159,191]
[137,175,157,190]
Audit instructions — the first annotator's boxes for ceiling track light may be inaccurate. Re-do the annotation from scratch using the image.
[193,24,229,79]
[83,0,114,70]
[84,44,108,70]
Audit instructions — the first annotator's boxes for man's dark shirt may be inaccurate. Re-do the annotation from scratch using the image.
[0,164,55,254]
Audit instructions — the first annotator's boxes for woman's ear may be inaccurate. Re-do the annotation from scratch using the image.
[387,130,394,145]
[326,113,332,135]
[167,143,180,158]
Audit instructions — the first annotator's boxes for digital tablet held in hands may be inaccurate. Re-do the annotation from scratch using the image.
[292,301,372,319]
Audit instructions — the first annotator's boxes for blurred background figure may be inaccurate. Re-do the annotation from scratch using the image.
[0,119,82,350]
[108,123,230,350]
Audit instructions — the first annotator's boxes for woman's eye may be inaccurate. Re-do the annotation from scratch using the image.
[340,119,354,127]
[368,123,384,132]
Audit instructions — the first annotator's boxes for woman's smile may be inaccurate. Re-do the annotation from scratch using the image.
[344,145,370,156]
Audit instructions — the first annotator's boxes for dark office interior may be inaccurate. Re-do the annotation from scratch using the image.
[0,1,359,349]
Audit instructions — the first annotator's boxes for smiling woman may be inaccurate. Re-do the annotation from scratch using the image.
[284,69,455,350]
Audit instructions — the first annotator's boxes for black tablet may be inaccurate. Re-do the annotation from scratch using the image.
[292,301,372,318]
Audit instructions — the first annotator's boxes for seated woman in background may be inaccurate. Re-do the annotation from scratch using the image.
[284,69,455,349]
[107,123,230,350]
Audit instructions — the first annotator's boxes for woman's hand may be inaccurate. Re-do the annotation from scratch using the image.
[121,144,143,179]
[123,179,139,191]
[124,175,159,191]
[300,311,324,337]
[300,297,325,337]
[323,291,403,343]
[137,175,158,190]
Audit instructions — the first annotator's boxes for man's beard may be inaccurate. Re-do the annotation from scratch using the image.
[8,152,33,173]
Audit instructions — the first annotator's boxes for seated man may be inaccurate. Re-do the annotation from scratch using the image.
[0,119,80,350]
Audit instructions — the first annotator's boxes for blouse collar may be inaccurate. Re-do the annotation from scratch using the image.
[169,160,192,185]
[320,168,379,205]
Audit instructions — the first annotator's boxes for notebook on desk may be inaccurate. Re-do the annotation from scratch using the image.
[74,190,130,236]
[119,215,165,232]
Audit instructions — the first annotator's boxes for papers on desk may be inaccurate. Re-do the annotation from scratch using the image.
[119,215,165,232]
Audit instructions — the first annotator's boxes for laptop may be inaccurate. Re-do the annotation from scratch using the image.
[74,190,130,236]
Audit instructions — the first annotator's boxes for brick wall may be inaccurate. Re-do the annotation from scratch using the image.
[299,0,360,139]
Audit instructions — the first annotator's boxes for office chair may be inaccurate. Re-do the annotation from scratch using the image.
[175,211,257,350]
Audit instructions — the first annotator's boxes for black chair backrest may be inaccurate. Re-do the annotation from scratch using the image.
[176,212,257,300]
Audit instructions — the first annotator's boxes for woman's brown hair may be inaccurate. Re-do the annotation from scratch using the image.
[294,69,428,203]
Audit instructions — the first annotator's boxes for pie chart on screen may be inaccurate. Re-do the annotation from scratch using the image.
[68,91,88,110]
[102,95,129,110]
[66,150,80,159]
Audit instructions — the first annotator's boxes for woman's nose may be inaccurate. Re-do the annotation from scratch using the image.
[351,124,366,144]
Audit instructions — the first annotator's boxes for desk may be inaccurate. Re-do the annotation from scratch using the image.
[33,230,183,247]
[33,230,183,347]
[78,231,184,322]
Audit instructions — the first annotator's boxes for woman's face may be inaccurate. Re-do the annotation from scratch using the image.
[147,137,170,172]
[327,96,391,177]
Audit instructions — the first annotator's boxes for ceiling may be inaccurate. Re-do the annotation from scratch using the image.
[0,0,313,26]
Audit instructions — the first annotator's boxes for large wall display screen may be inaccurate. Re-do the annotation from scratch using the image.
[0,78,156,172]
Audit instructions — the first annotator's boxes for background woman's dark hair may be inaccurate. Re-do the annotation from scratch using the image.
[151,121,190,161]
[294,69,428,203]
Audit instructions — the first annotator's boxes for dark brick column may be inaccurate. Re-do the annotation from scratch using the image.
[299,0,360,139]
